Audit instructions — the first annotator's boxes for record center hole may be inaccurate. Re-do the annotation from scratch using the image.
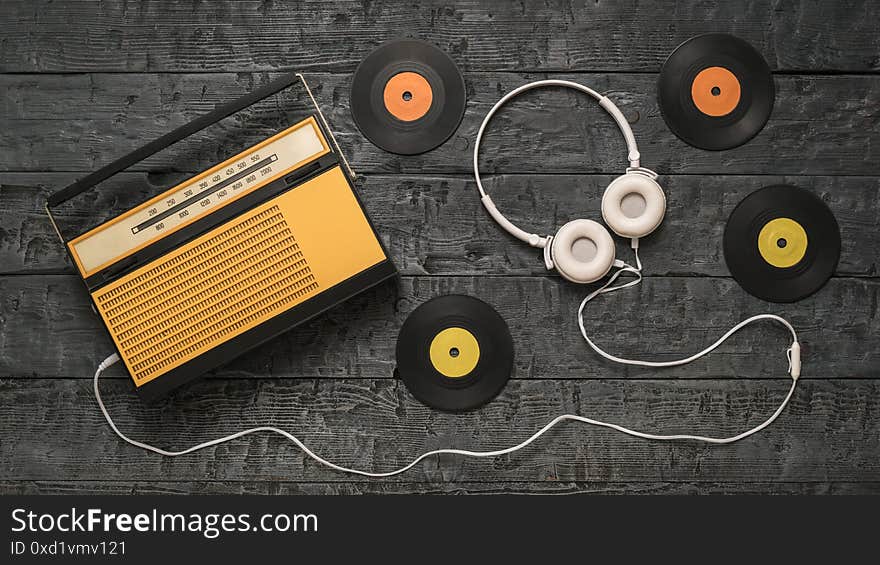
[777,238,788,249]
[402,90,413,102]
[571,237,598,262]
[711,86,721,96]
[449,347,460,358]
[620,192,647,218]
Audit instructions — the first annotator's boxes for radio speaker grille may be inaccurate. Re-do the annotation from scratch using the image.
[92,205,319,384]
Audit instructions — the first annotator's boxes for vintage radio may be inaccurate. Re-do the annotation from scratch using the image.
[46,74,396,399]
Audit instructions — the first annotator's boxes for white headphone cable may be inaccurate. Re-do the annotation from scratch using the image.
[93,268,801,476]
[578,248,800,369]
[576,248,801,442]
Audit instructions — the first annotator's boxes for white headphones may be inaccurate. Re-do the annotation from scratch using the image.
[473,79,666,283]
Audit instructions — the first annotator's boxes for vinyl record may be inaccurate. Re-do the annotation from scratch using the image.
[723,185,840,303]
[396,295,513,411]
[658,33,774,150]
[350,39,466,155]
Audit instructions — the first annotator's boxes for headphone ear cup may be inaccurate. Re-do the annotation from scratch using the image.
[601,173,666,239]
[550,219,616,284]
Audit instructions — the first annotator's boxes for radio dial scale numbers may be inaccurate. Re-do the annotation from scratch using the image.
[70,117,329,276]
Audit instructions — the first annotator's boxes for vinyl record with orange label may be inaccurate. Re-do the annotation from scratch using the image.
[658,33,774,150]
[351,39,466,155]
[723,185,840,303]
[396,295,513,412]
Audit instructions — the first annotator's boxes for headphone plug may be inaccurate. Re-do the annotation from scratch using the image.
[99,353,120,372]
[787,342,801,380]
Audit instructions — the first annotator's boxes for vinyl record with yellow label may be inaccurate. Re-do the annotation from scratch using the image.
[396,295,513,412]
[658,33,774,150]
[723,185,840,303]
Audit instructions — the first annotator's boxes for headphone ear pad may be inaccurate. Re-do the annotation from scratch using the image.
[550,219,616,284]
[601,173,666,239]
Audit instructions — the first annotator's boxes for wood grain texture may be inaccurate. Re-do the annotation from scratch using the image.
[1,275,877,381]
[1,378,878,483]
[1,72,879,175]
[1,1,878,73]
[1,174,877,277]
[1,0,878,495]
[3,481,879,495]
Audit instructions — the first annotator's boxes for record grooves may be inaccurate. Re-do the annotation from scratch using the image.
[396,295,513,411]
[723,185,840,303]
[351,39,466,155]
[658,33,775,150]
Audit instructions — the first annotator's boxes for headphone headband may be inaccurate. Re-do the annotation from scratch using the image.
[473,79,642,248]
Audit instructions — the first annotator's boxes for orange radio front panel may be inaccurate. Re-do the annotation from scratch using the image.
[90,165,391,394]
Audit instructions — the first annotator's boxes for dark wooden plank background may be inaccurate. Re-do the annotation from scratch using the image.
[1,0,878,495]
